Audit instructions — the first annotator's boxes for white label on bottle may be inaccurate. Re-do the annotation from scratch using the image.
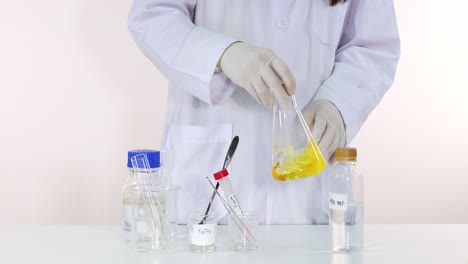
[329,193,348,211]
[191,224,216,246]
[123,204,144,241]
[123,205,132,233]
[136,221,148,234]
[228,194,243,215]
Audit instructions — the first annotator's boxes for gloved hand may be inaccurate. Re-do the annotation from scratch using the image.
[219,42,296,109]
[304,100,346,162]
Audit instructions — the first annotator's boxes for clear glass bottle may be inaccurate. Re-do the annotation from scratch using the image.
[122,150,161,242]
[329,147,364,251]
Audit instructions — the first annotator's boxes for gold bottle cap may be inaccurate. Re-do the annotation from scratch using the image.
[336,148,357,162]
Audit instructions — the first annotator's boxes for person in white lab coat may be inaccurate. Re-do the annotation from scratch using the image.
[128,0,400,224]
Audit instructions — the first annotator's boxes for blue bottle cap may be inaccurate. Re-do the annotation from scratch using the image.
[127,150,160,168]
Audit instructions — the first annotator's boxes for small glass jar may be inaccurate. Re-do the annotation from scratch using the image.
[228,212,258,252]
[187,211,217,253]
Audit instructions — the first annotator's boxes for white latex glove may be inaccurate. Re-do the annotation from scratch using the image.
[304,100,346,162]
[219,42,296,109]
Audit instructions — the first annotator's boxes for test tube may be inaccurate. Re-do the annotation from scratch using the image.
[205,177,255,244]
[213,169,243,216]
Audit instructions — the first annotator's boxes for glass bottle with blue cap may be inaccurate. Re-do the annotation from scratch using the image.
[122,150,162,242]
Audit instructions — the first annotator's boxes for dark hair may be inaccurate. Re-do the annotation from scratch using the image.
[330,0,348,6]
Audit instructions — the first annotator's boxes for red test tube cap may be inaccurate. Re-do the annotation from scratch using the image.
[213,169,229,181]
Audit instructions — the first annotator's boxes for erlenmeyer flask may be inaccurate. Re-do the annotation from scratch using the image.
[272,96,326,181]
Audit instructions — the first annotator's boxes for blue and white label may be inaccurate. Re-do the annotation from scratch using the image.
[329,193,348,211]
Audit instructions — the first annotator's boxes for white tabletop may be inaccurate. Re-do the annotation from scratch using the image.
[0,225,467,264]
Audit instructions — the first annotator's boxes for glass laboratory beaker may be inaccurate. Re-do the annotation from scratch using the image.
[133,184,180,252]
[187,211,217,253]
[228,212,258,253]
[272,96,326,181]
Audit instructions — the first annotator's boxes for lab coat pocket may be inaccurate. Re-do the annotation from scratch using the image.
[168,124,233,223]
[312,1,349,46]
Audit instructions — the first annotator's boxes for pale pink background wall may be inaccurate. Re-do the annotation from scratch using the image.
[0,1,467,224]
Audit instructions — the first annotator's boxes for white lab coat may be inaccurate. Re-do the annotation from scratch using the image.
[128,0,400,224]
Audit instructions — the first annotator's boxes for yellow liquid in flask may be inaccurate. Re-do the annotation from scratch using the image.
[272,143,326,181]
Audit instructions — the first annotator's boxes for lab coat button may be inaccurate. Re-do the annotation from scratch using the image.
[277,17,289,29]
